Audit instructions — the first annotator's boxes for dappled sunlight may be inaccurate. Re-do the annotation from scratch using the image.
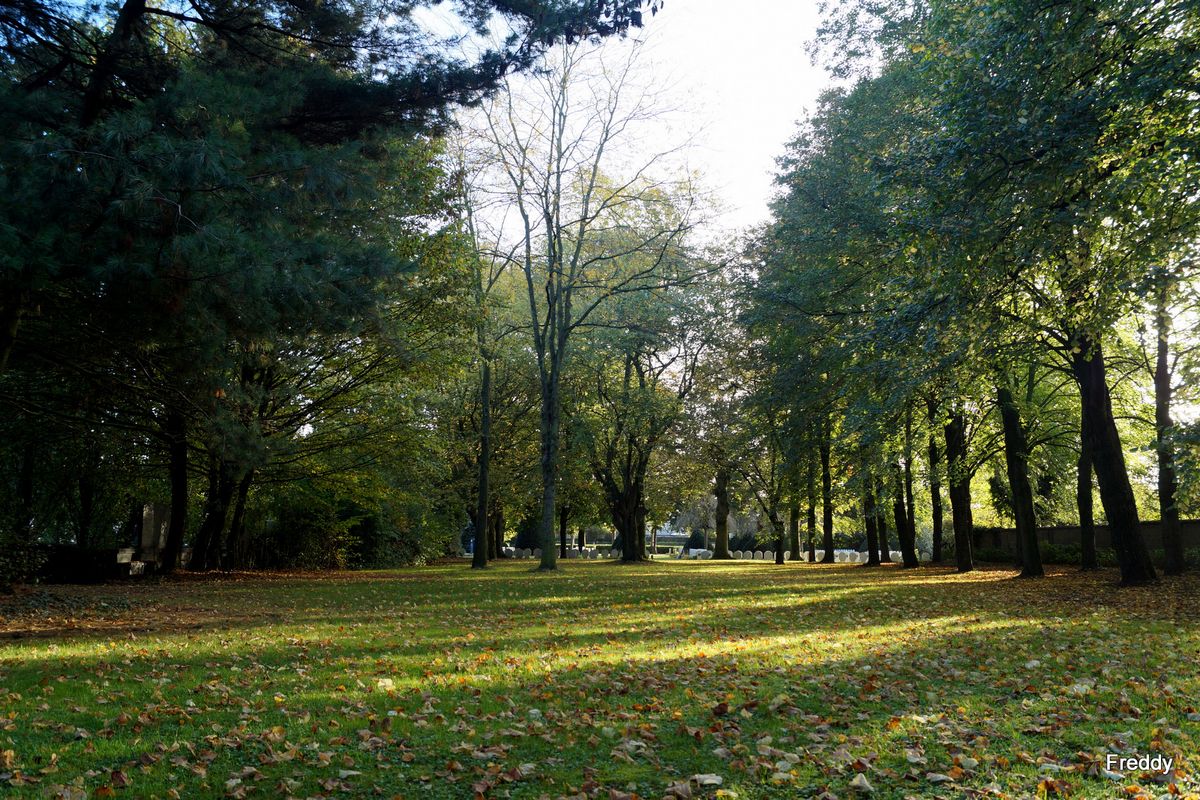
[1,564,1197,799]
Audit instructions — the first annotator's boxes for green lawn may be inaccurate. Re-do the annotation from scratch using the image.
[1,561,1197,799]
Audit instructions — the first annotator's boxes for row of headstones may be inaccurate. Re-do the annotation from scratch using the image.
[729,549,904,563]
[502,548,606,560]
[730,550,782,560]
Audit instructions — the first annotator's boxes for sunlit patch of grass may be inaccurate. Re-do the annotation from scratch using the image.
[0,562,1197,799]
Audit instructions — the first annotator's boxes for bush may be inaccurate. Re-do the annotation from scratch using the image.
[0,528,44,591]
[973,547,1015,564]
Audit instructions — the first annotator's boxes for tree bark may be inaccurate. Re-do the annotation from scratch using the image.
[536,362,562,570]
[713,467,731,558]
[876,476,891,562]
[1154,285,1184,575]
[159,409,188,575]
[1071,337,1156,585]
[820,436,834,563]
[1077,410,1098,570]
[903,408,918,560]
[191,459,235,572]
[943,411,974,572]
[222,471,253,570]
[577,526,586,550]
[613,495,643,563]
[773,506,785,564]
[926,399,944,563]
[788,499,801,561]
[863,470,880,566]
[472,355,492,569]
[997,383,1043,578]
[635,501,647,560]
[80,0,148,126]
[806,456,817,562]
[893,461,919,567]
[490,504,505,558]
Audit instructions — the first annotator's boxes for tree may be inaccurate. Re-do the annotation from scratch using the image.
[575,246,710,563]
[0,0,660,582]
[476,41,698,569]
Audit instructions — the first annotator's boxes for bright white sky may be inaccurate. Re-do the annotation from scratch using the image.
[629,1,830,232]
[425,1,833,234]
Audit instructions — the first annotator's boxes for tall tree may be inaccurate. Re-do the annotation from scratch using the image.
[477,41,698,570]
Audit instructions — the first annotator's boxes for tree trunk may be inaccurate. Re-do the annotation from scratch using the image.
[788,500,801,561]
[80,0,148,126]
[903,408,917,560]
[536,372,561,571]
[191,460,235,572]
[893,461,919,567]
[1154,286,1184,575]
[222,471,253,570]
[472,355,492,569]
[863,471,880,566]
[773,505,785,564]
[1077,409,1098,570]
[577,526,586,550]
[925,398,944,564]
[1071,337,1156,585]
[635,502,647,560]
[559,503,570,558]
[876,477,891,562]
[806,456,817,562]
[713,467,731,559]
[997,383,1043,578]
[189,460,218,571]
[820,437,834,563]
[490,504,505,558]
[614,494,643,563]
[943,411,974,572]
[160,409,188,575]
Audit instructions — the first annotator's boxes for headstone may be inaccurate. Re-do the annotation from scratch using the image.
[753,551,763,560]
[815,550,824,561]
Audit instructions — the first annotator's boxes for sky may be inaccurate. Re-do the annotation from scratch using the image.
[420,1,836,234]
[629,1,831,232]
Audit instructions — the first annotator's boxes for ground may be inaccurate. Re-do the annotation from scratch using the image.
[0,562,1197,800]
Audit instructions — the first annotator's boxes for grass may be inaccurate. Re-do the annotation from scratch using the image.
[0,560,1197,799]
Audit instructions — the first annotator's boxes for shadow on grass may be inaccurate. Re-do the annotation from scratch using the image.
[0,589,1190,799]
